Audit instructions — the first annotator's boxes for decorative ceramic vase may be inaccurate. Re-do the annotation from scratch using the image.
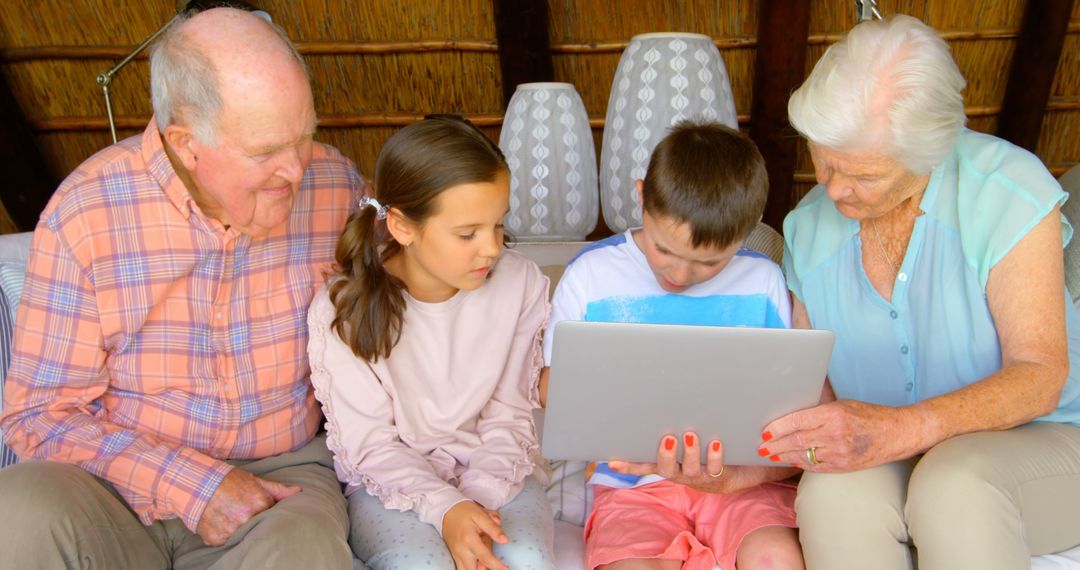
[599,32,739,232]
[499,82,599,241]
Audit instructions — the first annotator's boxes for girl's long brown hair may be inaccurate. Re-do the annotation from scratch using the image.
[328,115,507,361]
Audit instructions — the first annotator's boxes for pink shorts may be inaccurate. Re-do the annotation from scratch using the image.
[584,480,797,570]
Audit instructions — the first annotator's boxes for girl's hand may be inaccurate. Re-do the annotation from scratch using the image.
[476,510,503,570]
[442,501,509,570]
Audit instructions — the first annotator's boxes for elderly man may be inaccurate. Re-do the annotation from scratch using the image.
[0,8,359,569]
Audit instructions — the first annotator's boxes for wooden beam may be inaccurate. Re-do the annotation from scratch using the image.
[492,0,554,107]
[996,0,1075,151]
[749,0,811,232]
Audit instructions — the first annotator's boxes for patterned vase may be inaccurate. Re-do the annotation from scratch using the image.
[499,82,599,241]
[599,32,739,233]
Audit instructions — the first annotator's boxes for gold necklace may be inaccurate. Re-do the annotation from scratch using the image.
[869,218,899,269]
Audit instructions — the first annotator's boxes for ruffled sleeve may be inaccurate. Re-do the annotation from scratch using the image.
[457,258,550,509]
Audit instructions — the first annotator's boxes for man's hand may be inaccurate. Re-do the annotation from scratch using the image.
[196,468,302,546]
[442,501,509,570]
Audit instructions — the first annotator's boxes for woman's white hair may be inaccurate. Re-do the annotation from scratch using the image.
[788,14,966,174]
[149,10,309,147]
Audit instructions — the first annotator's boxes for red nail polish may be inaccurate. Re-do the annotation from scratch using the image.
[770,454,780,462]
[711,441,721,452]
[684,434,695,447]
[762,431,773,442]
[664,437,676,451]
[758,448,770,457]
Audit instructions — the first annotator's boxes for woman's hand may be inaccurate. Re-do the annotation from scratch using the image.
[441,501,509,570]
[759,399,930,472]
[608,432,790,494]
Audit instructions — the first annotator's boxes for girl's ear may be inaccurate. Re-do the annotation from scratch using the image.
[385,207,416,247]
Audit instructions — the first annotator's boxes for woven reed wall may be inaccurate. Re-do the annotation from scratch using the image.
[0,0,1077,229]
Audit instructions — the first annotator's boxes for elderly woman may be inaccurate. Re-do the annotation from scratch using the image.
[759,14,1080,570]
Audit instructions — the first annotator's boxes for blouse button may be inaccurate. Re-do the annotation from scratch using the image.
[898,272,909,282]
[906,382,914,391]
[900,345,909,355]
[890,310,898,319]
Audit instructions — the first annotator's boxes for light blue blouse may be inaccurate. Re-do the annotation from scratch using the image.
[783,129,1080,426]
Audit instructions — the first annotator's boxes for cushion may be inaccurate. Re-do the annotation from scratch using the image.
[546,460,592,526]
[0,289,16,468]
[0,231,31,470]
[1059,164,1080,304]
[0,263,24,323]
[744,221,784,265]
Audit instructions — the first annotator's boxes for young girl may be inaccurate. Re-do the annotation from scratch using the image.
[308,115,555,570]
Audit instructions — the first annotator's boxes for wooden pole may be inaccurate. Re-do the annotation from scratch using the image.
[996,0,1075,151]
[0,72,57,231]
[492,0,555,108]
[749,0,811,232]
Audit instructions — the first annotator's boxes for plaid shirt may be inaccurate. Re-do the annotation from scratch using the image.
[0,121,360,530]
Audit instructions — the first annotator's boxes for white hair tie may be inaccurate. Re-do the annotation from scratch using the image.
[359,196,388,220]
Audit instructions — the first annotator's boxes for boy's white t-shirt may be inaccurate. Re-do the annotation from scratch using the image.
[543,229,792,489]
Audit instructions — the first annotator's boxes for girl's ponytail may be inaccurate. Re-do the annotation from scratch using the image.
[328,114,507,362]
[328,204,405,362]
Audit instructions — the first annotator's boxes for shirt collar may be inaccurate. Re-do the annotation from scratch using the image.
[141,118,196,220]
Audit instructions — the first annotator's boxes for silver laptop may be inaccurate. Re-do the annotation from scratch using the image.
[537,320,834,466]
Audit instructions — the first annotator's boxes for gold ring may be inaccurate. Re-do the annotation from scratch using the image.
[708,465,725,478]
[805,446,819,465]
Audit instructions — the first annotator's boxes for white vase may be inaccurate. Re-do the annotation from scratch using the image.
[599,32,739,233]
[499,82,599,241]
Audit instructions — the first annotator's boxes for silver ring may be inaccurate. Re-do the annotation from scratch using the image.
[805,446,820,465]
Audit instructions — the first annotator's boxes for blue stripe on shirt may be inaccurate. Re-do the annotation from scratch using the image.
[585,293,786,329]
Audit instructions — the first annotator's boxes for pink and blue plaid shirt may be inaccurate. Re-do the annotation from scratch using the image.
[0,121,360,530]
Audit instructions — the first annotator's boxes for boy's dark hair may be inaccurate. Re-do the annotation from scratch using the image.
[642,120,768,249]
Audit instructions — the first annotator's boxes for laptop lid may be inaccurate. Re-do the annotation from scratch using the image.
[538,320,834,466]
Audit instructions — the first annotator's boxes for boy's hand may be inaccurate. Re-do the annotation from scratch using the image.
[608,431,722,478]
[609,431,799,494]
[608,432,729,488]
[442,501,509,570]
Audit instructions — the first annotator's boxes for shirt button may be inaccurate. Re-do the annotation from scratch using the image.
[223,384,230,392]
[900,345,909,355]
[215,312,223,320]
[906,382,914,391]
[898,272,909,282]
[890,310,898,319]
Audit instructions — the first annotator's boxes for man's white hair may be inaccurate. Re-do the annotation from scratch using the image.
[787,14,966,174]
[149,10,309,147]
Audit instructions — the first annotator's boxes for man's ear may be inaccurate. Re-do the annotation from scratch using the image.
[163,124,198,172]
[635,179,645,206]
[385,207,416,248]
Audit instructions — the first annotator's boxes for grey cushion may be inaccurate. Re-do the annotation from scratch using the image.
[0,288,16,467]
[744,221,784,265]
[0,232,32,469]
[1061,165,1080,305]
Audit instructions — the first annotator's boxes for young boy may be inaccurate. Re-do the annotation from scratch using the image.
[543,121,804,570]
